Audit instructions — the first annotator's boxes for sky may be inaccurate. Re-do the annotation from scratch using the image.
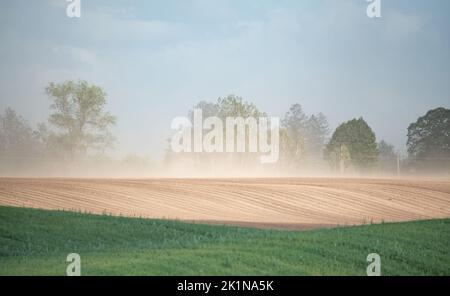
[0,0,449,160]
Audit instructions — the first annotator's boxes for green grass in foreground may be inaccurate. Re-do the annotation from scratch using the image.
[0,206,449,275]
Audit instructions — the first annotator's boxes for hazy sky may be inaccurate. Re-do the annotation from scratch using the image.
[0,0,449,160]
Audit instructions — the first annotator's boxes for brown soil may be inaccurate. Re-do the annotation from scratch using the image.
[1,177,449,229]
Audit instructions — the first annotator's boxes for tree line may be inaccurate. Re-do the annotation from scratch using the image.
[166,95,450,175]
[1,80,449,175]
[0,81,116,175]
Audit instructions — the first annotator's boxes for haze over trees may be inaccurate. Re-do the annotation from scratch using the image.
[281,104,329,169]
[325,117,378,173]
[377,140,398,174]
[0,108,44,174]
[0,108,42,158]
[0,80,118,176]
[166,98,331,175]
[1,79,449,177]
[41,80,116,159]
[166,95,267,174]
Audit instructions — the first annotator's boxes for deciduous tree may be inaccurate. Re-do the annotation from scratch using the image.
[45,80,116,158]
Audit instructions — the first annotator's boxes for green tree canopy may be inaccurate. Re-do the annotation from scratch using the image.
[407,107,450,170]
[188,95,264,120]
[305,113,329,158]
[407,107,450,158]
[281,104,329,166]
[44,80,116,158]
[282,104,307,145]
[325,117,378,171]
[216,95,265,118]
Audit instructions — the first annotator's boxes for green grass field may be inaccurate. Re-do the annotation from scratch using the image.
[0,206,449,275]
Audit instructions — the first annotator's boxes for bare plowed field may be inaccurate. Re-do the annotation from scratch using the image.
[1,178,449,229]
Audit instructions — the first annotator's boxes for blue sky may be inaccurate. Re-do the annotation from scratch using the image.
[0,0,449,160]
